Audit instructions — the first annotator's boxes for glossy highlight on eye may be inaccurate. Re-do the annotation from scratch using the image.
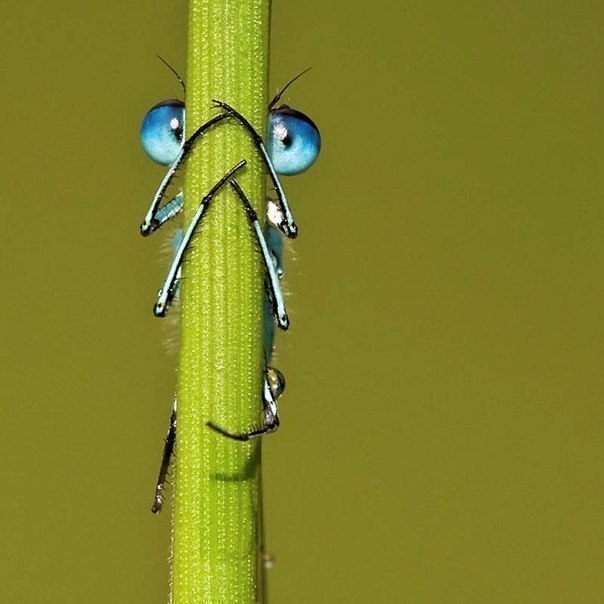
[140,99,185,165]
[267,107,321,176]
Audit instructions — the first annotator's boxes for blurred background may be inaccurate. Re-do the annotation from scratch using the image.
[1,1,603,602]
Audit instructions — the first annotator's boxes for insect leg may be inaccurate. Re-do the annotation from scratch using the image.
[229,180,289,330]
[206,371,281,442]
[140,113,230,236]
[211,100,298,239]
[151,400,177,515]
[154,160,247,317]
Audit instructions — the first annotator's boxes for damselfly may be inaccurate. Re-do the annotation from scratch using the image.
[139,59,321,513]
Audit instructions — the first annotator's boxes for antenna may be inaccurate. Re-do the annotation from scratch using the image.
[156,55,186,95]
[269,67,312,110]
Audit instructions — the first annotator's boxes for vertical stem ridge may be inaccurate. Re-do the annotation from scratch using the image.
[172,1,270,602]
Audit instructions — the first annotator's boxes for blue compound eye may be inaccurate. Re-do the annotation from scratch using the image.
[140,99,185,165]
[267,107,320,176]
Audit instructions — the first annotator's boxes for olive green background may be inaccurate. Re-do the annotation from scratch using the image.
[2,1,603,602]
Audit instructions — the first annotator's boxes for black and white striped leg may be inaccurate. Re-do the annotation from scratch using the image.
[154,160,247,317]
[229,180,289,330]
[140,113,230,236]
[211,99,298,239]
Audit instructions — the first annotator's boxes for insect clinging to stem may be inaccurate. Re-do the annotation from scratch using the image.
[139,57,321,513]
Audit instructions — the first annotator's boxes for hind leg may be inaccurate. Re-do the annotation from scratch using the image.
[151,400,177,515]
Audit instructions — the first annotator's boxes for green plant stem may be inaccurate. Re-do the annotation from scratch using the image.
[172,1,270,602]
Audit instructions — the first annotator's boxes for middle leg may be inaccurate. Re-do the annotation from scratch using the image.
[153,160,247,317]
[229,179,289,331]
